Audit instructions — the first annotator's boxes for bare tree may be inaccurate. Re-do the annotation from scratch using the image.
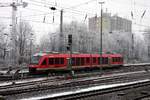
[39,34,51,51]
[0,23,10,63]
[13,21,34,64]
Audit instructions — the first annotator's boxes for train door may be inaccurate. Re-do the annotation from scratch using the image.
[108,57,111,67]
[92,57,97,67]
[66,57,71,70]
[86,57,90,67]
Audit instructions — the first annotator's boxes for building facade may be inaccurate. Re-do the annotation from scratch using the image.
[88,13,132,33]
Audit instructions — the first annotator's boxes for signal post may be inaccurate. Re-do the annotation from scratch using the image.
[67,34,74,77]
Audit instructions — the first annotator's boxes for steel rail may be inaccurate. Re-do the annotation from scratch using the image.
[40,79,150,100]
[0,70,150,96]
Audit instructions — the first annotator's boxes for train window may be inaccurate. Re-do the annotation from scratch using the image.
[41,59,47,65]
[116,57,119,62]
[55,58,60,64]
[118,57,120,62]
[98,57,100,64]
[118,57,121,62]
[117,57,119,62]
[72,58,76,66]
[79,58,81,65]
[81,58,84,65]
[76,58,78,66]
[49,58,54,65]
[93,57,96,63]
[115,57,117,62]
[76,58,80,66]
[112,57,116,62]
[102,57,104,64]
[106,58,108,64]
[31,56,41,64]
[112,58,114,62]
[86,57,90,63]
[115,58,117,62]
[60,58,64,64]
[103,57,108,64]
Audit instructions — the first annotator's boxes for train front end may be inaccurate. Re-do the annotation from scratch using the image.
[29,53,46,73]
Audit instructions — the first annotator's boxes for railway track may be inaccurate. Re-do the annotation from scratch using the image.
[0,62,150,82]
[0,74,70,89]
[1,69,150,96]
[0,63,149,99]
[41,79,150,100]
[0,63,149,88]
[4,70,150,100]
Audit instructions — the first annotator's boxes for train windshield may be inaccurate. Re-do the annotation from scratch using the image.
[30,56,41,64]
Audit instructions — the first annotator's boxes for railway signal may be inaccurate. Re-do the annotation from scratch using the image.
[67,34,74,76]
[68,34,72,45]
[67,34,72,51]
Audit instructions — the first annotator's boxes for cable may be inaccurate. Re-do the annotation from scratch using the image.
[65,0,97,9]
[26,2,94,18]
[0,16,58,25]
[27,0,60,10]
[2,16,150,29]
[22,19,60,25]
[27,0,54,6]
[1,0,150,30]
[21,13,51,18]
[25,8,51,13]
[27,0,96,16]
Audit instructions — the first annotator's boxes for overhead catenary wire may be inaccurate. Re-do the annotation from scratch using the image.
[27,0,96,16]
[1,0,150,31]
[1,12,150,28]
[65,0,97,9]
[12,0,98,25]
[28,0,97,10]
[27,0,149,22]
[1,0,149,20]
[18,4,94,19]
[13,0,109,20]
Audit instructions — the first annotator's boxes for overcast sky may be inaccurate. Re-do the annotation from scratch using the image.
[0,0,150,43]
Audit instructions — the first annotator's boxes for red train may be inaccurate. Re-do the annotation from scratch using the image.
[29,52,123,73]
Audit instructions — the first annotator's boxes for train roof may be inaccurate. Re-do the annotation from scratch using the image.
[109,54,123,57]
[39,53,122,58]
[33,53,47,56]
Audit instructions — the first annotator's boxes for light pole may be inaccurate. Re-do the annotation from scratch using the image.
[99,2,105,66]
